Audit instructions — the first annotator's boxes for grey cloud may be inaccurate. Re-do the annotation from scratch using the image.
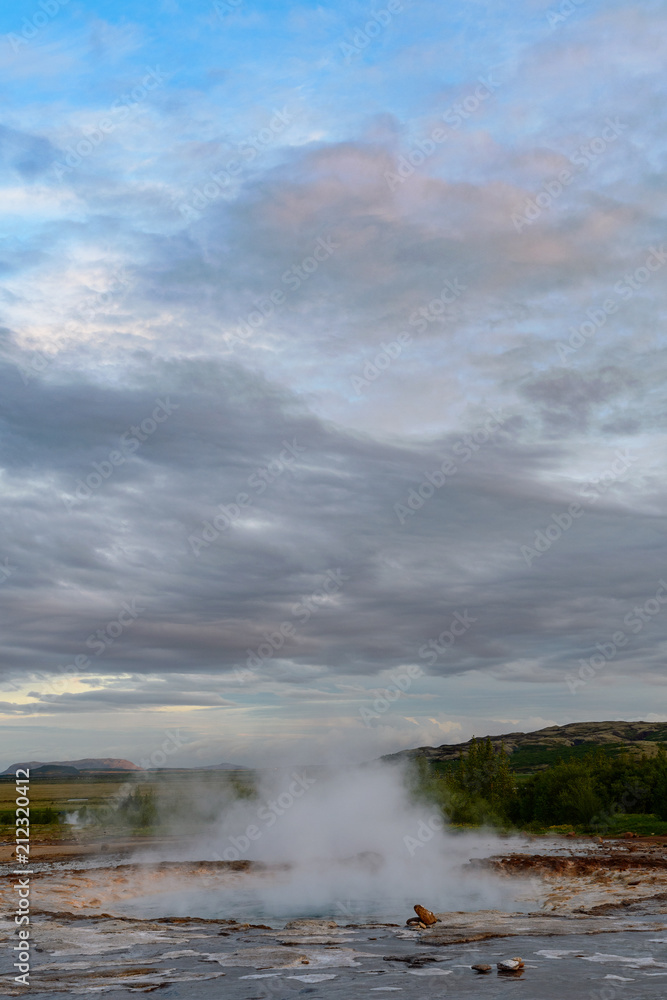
[0,341,666,702]
[2,5,667,738]
[1,690,235,714]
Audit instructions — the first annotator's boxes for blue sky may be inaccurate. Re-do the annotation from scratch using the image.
[1,0,666,768]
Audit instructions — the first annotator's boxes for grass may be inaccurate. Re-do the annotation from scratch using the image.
[0,775,132,809]
[0,807,59,824]
[600,813,667,836]
[2,771,665,842]
[507,814,667,837]
[0,771,256,840]
[0,777,130,837]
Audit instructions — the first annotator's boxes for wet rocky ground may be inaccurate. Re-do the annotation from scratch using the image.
[2,910,667,997]
[2,837,667,997]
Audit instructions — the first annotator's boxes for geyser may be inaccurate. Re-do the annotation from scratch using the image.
[134,761,528,921]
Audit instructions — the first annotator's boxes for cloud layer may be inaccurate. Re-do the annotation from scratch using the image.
[1,0,666,765]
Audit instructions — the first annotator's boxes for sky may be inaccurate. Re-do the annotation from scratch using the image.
[0,0,666,769]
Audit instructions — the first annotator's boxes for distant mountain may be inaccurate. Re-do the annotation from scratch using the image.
[382,720,667,773]
[2,757,141,775]
[2,757,250,775]
[198,762,249,770]
[31,764,81,775]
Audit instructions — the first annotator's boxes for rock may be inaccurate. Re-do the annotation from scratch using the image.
[623,831,638,839]
[284,919,338,930]
[406,917,427,928]
[384,955,447,968]
[413,904,438,926]
[497,957,524,971]
[472,963,492,973]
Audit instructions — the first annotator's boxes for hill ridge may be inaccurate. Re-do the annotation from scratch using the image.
[1,757,141,775]
[382,720,667,769]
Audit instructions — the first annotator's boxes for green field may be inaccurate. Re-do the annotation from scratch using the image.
[601,813,667,836]
[0,770,255,838]
[2,754,666,841]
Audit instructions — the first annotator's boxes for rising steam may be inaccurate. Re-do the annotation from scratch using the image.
[132,762,530,921]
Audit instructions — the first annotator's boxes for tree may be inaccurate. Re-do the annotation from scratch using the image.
[446,737,517,823]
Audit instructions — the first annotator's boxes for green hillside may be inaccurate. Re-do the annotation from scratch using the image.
[395,723,667,832]
[383,720,667,774]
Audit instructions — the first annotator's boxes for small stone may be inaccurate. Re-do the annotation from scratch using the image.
[413,904,438,926]
[472,964,492,973]
[497,957,524,971]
